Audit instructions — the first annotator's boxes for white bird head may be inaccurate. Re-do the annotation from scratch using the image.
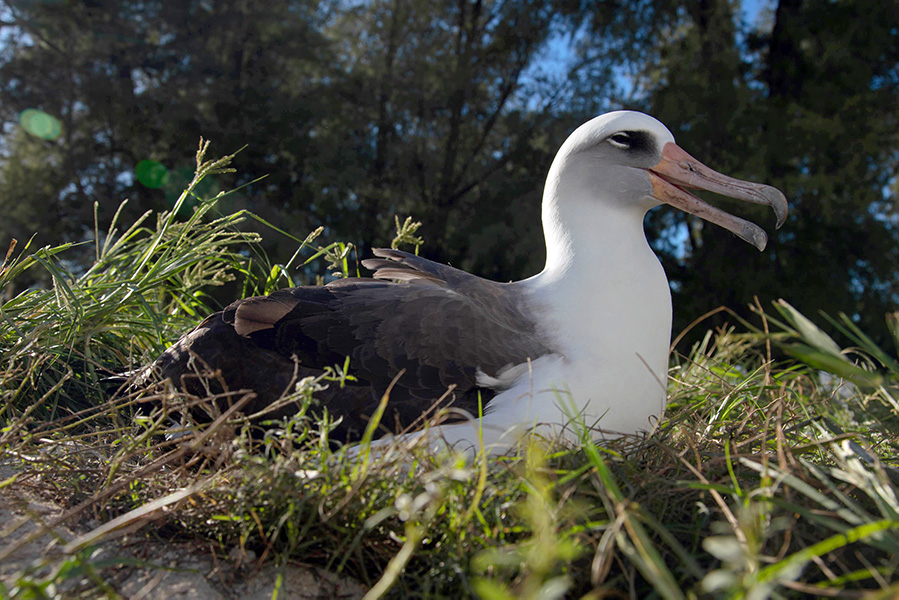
[542,111,788,258]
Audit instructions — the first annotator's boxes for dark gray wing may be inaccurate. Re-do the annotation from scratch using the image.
[226,248,552,403]
[145,248,552,441]
[147,310,380,440]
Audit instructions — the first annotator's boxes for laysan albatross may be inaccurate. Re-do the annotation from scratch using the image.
[145,111,787,456]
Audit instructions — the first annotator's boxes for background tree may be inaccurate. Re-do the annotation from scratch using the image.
[307,0,622,277]
[0,0,336,278]
[0,0,896,344]
[578,0,899,345]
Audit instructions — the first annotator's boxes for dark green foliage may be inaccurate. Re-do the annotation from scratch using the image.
[630,0,899,347]
[0,0,600,287]
[1,1,896,344]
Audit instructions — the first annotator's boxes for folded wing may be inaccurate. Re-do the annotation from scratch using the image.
[148,249,552,441]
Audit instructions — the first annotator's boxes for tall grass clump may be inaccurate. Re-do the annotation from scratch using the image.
[0,142,256,421]
[1,143,898,598]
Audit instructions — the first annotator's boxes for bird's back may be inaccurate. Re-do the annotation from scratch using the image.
[141,249,552,442]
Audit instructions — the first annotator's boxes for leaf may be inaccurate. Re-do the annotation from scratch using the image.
[773,300,843,356]
[702,536,743,562]
[779,342,883,388]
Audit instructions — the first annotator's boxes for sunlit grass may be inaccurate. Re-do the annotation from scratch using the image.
[1,147,897,598]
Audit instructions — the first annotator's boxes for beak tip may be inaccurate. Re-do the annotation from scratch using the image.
[742,224,768,252]
[765,186,789,230]
[774,210,787,230]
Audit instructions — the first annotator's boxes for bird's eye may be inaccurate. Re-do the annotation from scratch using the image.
[609,132,632,148]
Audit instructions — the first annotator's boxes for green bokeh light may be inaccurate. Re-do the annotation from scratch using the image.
[19,109,62,140]
[135,160,169,189]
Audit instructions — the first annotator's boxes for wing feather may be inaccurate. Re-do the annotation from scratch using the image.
[231,250,551,397]
[148,248,554,439]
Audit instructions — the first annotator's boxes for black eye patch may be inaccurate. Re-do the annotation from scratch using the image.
[609,130,655,155]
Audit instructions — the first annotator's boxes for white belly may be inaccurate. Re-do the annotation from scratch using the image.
[491,249,673,441]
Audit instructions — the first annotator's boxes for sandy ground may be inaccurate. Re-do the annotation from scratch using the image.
[0,465,366,599]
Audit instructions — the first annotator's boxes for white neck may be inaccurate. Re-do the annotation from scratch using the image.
[519,166,672,427]
[489,110,681,434]
[535,155,662,287]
